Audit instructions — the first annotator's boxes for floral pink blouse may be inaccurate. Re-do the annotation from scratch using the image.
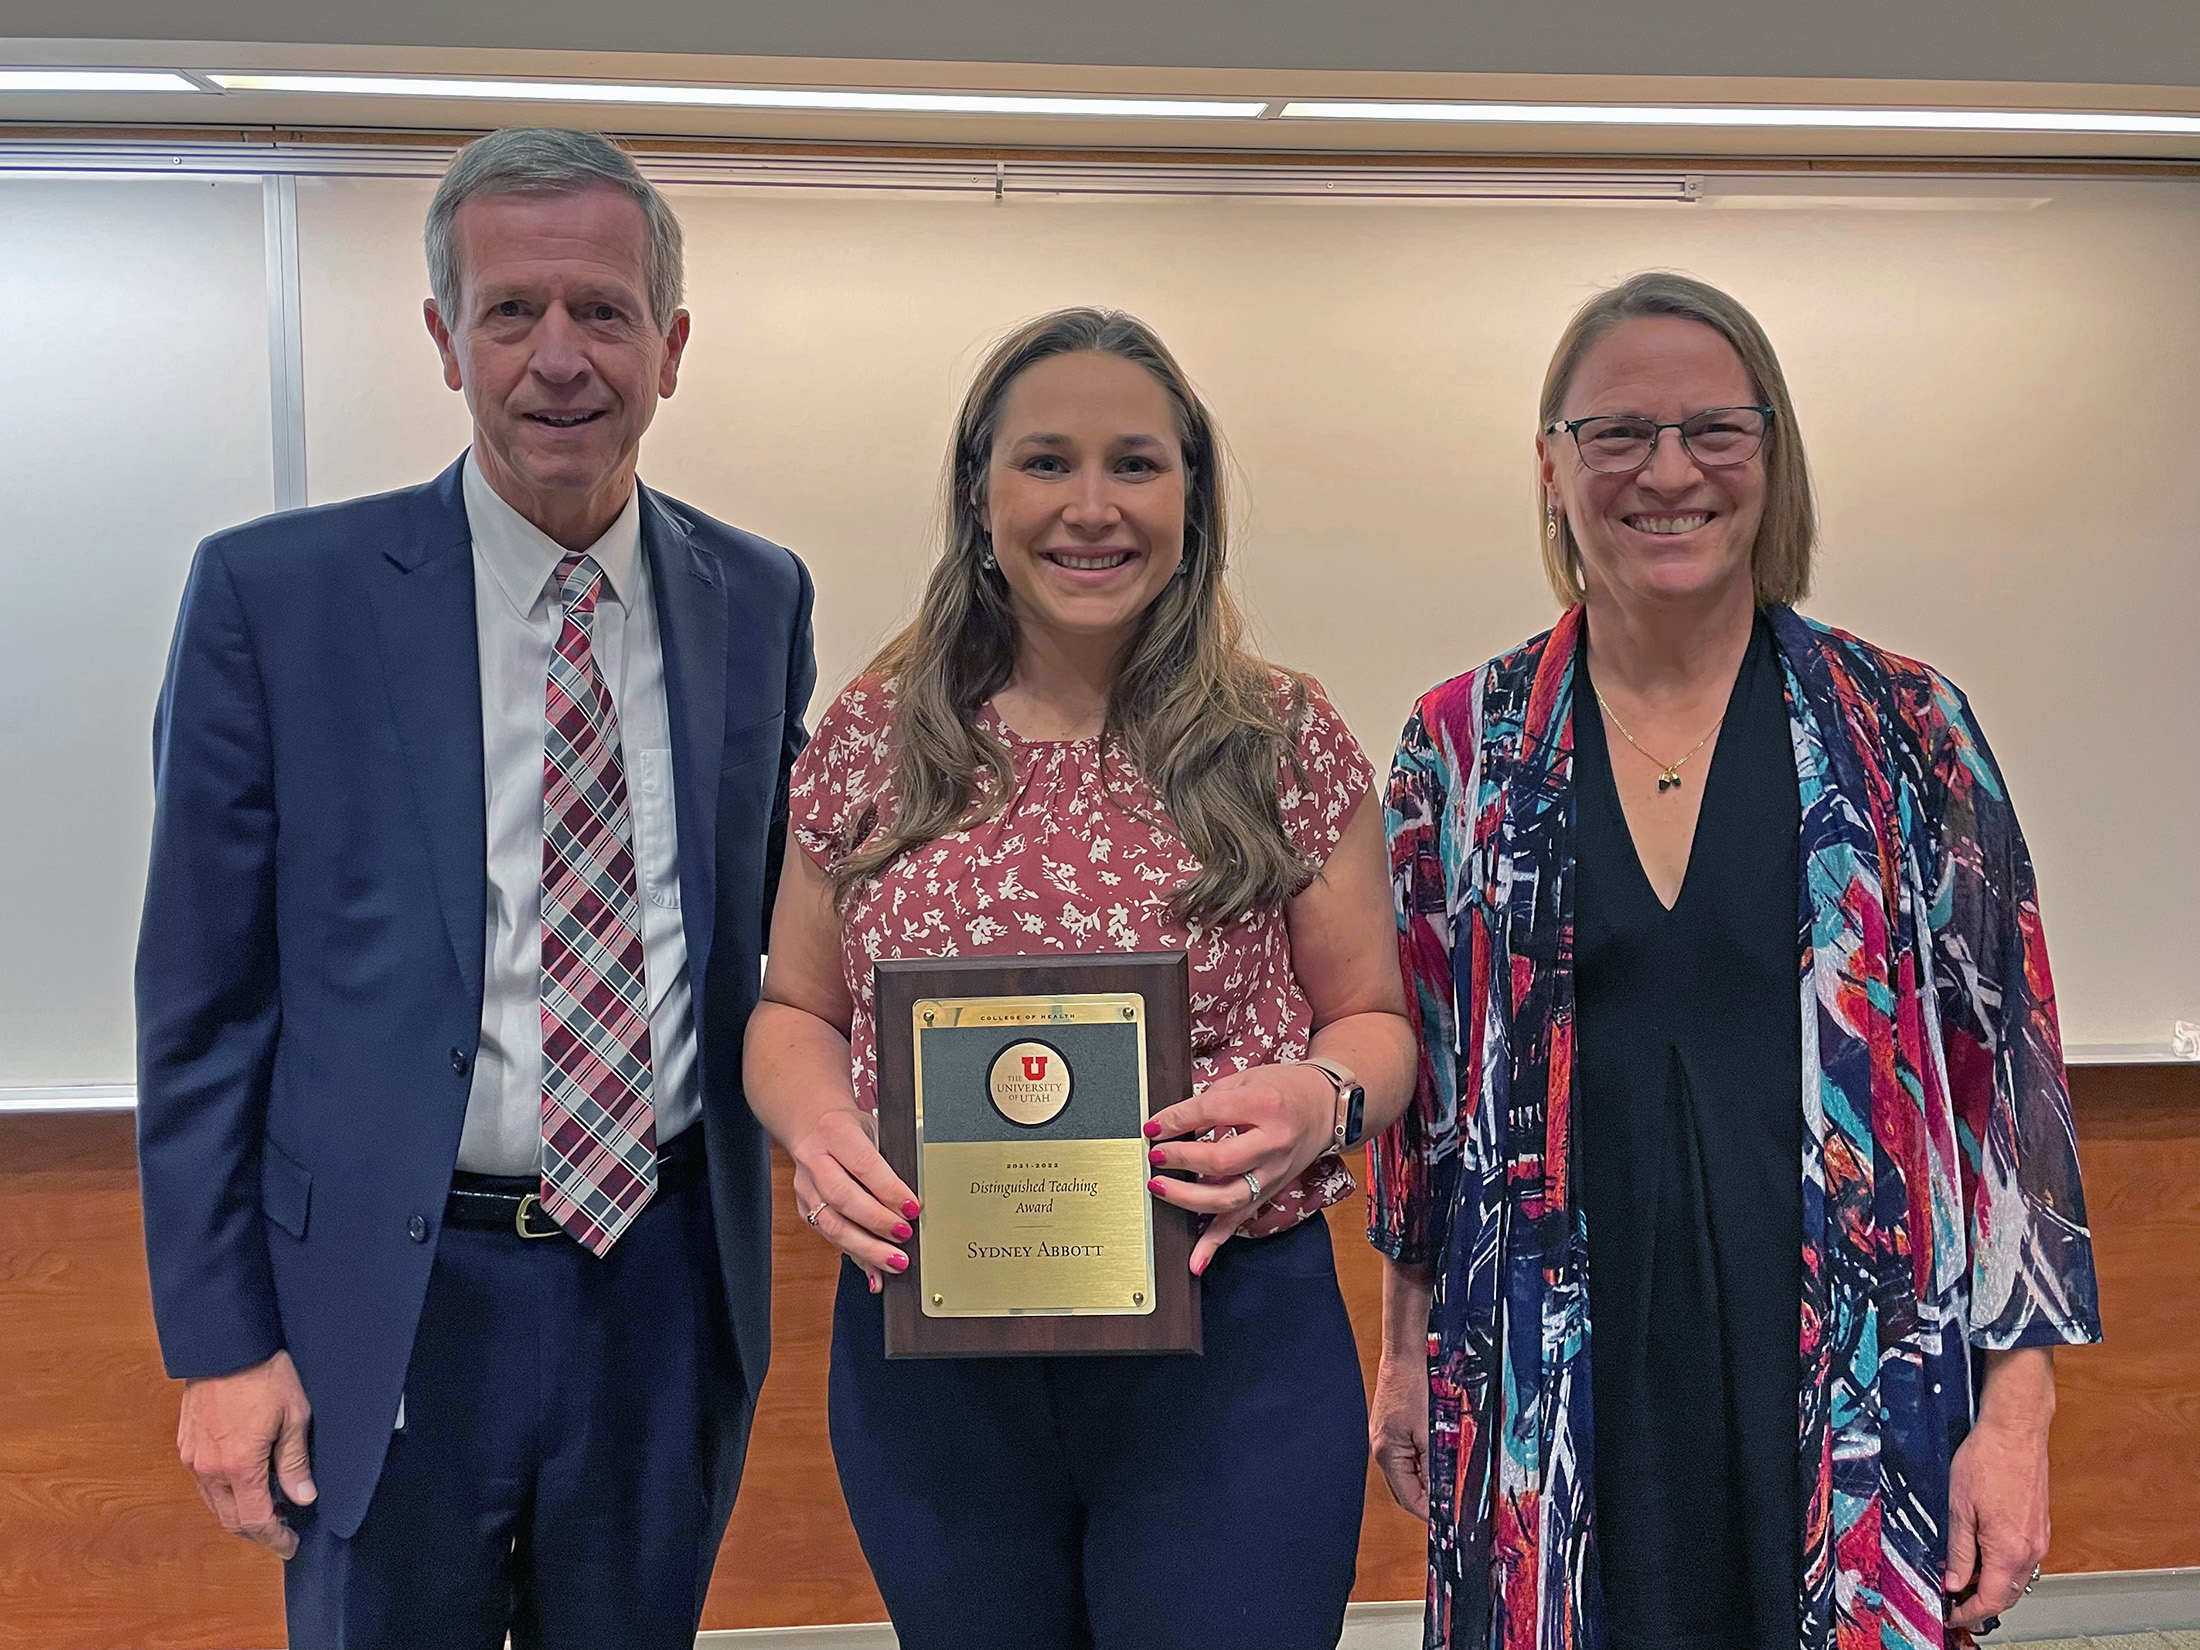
[789,672,1376,1236]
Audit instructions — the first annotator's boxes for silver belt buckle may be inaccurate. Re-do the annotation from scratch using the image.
[513,1192,562,1239]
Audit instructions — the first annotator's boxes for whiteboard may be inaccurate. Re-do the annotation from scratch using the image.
[5,165,2196,1085]
[0,177,275,1087]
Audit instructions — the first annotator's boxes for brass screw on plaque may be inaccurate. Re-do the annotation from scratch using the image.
[932,1293,943,1305]
[922,1008,935,1025]
[1121,1005,1134,1019]
[1133,1292,1144,1305]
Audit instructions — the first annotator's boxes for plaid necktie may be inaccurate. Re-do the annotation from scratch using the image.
[536,551,656,1255]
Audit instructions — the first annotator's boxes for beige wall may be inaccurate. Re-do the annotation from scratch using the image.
[293,172,2200,1049]
[0,176,274,1086]
[8,168,2195,1080]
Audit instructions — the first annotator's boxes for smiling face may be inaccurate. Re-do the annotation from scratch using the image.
[1538,314,1767,614]
[424,184,688,546]
[983,349,1188,657]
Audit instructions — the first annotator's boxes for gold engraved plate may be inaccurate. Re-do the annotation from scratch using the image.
[912,994,1156,1317]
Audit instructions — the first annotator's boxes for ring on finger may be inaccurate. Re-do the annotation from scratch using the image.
[803,1199,828,1227]
[1241,1171,1262,1204]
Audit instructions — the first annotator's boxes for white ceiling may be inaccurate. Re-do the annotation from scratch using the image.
[6,4,2199,160]
[8,0,2200,87]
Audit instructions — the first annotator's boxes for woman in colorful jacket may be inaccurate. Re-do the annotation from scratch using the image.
[1367,271,2101,1650]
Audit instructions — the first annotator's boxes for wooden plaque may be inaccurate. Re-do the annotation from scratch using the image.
[874,952,1200,1358]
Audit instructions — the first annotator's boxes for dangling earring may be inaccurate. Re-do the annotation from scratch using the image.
[978,531,997,571]
[1546,502,1560,543]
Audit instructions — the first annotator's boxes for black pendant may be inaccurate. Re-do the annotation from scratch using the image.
[1657,774,1680,793]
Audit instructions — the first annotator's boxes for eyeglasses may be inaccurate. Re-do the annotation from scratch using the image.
[1544,405,1775,474]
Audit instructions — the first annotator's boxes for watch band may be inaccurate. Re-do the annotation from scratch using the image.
[1302,1056,1367,1150]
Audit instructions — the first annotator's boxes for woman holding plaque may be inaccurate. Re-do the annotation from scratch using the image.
[1367,272,2102,1650]
[745,307,1414,1650]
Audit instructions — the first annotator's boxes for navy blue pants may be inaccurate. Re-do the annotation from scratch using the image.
[829,1211,1369,1650]
[283,1167,749,1650]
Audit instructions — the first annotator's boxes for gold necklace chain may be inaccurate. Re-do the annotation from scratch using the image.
[1591,686,1723,794]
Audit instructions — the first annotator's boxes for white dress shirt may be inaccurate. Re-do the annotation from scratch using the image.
[457,454,700,1174]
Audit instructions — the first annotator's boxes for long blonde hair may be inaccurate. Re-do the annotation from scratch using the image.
[831,308,1310,927]
[1538,271,1819,608]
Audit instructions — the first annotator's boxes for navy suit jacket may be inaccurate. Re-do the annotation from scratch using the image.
[135,455,814,1539]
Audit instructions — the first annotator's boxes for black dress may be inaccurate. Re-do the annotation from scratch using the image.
[1572,616,1804,1650]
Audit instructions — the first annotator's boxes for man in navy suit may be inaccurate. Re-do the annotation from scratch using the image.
[135,127,814,1648]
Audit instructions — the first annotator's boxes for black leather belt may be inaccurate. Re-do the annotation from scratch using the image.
[444,1126,705,1240]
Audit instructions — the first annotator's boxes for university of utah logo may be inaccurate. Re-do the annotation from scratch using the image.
[988,1039,1072,1126]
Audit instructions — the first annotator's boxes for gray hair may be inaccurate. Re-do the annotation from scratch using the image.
[425,127,685,332]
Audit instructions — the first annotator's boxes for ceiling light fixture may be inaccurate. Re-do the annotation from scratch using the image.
[1280,100,2200,136]
[0,69,206,93]
[210,73,1267,119]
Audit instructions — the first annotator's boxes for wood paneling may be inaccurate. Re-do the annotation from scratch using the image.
[3,1064,2191,1646]
[2045,1065,2200,1574]
[703,1150,882,1629]
[0,1114,285,1650]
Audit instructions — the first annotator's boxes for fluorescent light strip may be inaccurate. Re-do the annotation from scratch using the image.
[0,69,204,93]
[212,73,1266,119]
[1282,100,2200,136]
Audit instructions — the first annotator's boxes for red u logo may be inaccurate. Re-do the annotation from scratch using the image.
[1021,1055,1049,1082]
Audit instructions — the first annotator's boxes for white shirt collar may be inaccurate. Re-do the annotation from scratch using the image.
[463,450,644,618]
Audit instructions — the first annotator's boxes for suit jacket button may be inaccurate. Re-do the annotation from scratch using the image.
[408,1214,429,1243]
[449,1048,469,1075]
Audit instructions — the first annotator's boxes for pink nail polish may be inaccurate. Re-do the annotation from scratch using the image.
[887,1252,908,1271]
[1147,1148,1166,1167]
[1147,1177,1166,1195]
[869,1275,882,1294]
[892,1221,913,1241]
[1193,1254,1208,1276]
[1142,1120,1162,1139]
[902,1200,922,1219]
